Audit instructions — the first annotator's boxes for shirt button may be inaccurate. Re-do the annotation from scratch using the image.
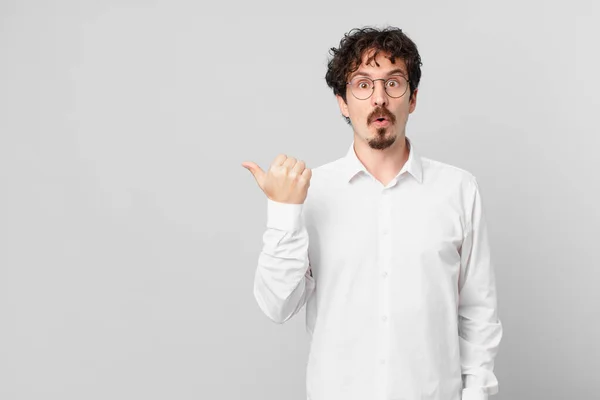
[380,359,386,365]
[382,228,389,235]
[381,316,388,322]
[381,271,388,278]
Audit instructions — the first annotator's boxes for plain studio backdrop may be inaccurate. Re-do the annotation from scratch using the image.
[1,1,598,399]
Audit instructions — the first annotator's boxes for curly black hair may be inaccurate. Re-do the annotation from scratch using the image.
[325,26,422,107]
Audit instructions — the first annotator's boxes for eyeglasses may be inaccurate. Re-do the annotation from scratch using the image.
[346,75,410,100]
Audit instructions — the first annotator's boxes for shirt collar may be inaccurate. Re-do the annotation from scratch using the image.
[343,136,423,184]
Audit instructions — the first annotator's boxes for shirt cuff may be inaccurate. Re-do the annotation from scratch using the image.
[462,388,488,400]
[266,199,303,231]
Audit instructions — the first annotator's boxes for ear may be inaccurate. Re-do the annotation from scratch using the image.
[408,88,418,114]
[336,94,350,119]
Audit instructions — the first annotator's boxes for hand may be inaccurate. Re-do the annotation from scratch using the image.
[242,154,312,204]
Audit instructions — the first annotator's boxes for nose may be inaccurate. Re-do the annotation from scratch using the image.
[370,79,388,107]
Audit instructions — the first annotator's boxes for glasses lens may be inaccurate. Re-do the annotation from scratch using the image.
[385,78,408,98]
[350,79,373,100]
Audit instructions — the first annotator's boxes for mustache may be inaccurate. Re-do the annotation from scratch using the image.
[367,107,396,124]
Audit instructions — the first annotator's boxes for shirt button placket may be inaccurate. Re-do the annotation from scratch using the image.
[378,187,392,399]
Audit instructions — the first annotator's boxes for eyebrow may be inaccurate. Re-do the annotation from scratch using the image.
[349,68,407,80]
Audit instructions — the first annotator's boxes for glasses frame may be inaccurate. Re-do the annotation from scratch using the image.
[346,75,410,100]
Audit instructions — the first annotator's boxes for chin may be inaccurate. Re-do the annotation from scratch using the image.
[367,130,397,150]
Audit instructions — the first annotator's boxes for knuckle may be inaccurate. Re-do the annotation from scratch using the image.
[271,167,283,176]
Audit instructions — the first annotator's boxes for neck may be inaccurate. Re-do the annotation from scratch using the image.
[353,133,410,186]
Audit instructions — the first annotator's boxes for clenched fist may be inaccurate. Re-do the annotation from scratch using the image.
[242,154,312,204]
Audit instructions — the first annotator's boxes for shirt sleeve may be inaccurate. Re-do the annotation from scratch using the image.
[458,179,503,399]
[253,198,315,324]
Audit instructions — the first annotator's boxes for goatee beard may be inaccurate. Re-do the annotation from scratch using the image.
[367,127,396,150]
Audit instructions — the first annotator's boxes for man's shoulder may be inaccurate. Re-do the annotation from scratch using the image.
[303,156,347,205]
[421,156,478,188]
[313,155,346,171]
[310,155,347,180]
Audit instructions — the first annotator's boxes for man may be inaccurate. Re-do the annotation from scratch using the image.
[242,26,502,400]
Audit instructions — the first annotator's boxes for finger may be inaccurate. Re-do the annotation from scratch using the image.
[241,161,266,186]
[282,157,297,170]
[301,168,312,181]
[291,160,306,176]
[271,154,288,168]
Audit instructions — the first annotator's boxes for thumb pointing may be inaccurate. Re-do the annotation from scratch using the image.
[241,161,266,187]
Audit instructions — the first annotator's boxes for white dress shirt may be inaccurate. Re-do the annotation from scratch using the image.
[253,137,502,400]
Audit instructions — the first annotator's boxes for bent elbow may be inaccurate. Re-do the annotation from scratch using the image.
[253,283,294,324]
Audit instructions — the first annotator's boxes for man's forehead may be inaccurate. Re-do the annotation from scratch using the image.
[361,50,404,67]
[350,51,408,77]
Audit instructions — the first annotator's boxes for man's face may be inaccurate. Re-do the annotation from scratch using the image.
[336,50,418,150]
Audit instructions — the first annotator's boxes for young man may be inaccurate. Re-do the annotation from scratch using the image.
[242,26,502,400]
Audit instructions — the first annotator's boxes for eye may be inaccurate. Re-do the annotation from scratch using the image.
[356,80,371,90]
[386,79,400,87]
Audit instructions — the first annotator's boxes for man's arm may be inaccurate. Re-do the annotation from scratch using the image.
[241,153,314,324]
[458,179,503,400]
[253,199,315,324]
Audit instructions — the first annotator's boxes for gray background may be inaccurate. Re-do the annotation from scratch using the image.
[1,1,598,399]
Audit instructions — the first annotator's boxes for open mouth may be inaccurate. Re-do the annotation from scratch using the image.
[372,117,390,126]
[368,107,395,126]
